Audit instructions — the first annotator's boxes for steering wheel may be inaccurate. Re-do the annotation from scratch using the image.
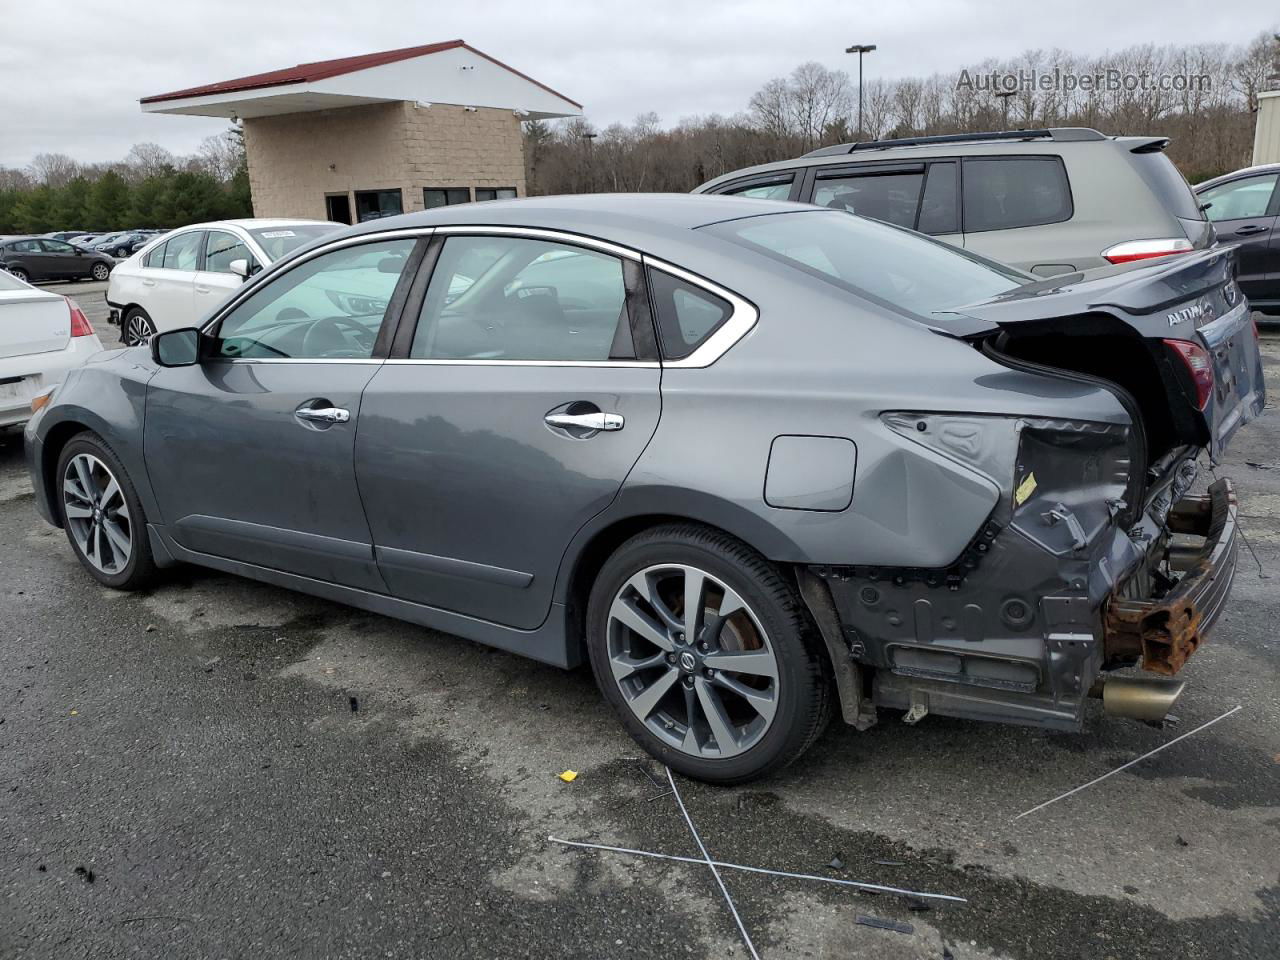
[301,316,374,358]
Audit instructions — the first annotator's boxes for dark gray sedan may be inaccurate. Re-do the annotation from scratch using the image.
[23,195,1265,782]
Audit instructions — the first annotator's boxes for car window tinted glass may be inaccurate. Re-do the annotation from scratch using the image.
[40,239,75,253]
[962,157,1072,232]
[412,236,628,362]
[203,230,255,273]
[720,178,793,200]
[813,172,924,228]
[246,224,341,261]
[214,238,415,360]
[11,239,42,253]
[917,162,959,235]
[706,210,1024,320]
[1199,174,1278,222]
[647,271,732,360]
[162,232,203,271]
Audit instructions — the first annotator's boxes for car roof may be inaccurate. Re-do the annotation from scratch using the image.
[339,193,813,249]
[1194,164,1280,190]
[695,129,1164,191]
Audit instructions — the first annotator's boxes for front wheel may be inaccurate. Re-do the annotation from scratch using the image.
[90,262,110,281]
[56,433,157,590]
[122,308,154,346]
[587,523,832,784]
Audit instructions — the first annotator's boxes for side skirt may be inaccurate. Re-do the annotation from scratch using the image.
[148,524,579,669]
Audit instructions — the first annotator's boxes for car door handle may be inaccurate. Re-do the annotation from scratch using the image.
[1234,224,1269,236]
[195,285,211,294]
[295,405,350,424]
[141,278,157,287]
[544,411,624,432]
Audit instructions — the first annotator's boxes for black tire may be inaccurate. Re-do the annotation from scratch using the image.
[90,261,110,281]
[114,247,128,258]
[122,308,155,346]
[587,523,832,784]
[55,432,158,591]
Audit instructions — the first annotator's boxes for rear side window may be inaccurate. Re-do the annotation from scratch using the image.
[1131,151,1203,220]
[716,176,794,201]
[962,157,1072,232]
[917,162,959,235]
[813,171,924,229]
[647,270,732,360]
[161,232,203,271]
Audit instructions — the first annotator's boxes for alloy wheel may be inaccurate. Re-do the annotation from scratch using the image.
[607,563,780,759]
[91,263,109,281]
[62,453,132,574]
[124,314,152,346]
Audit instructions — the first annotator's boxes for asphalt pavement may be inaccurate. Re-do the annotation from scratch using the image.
[1,284,1277,959]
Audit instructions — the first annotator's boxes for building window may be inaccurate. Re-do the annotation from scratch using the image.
[425,188,471,208]
[475,188,517,202]
[325,194,352,225]
[354,189,404,222]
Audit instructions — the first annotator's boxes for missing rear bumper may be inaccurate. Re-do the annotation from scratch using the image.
[1104,478,1238,675]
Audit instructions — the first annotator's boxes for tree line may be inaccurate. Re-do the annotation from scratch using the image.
[0,130,251,234]
[525,31,1280,195]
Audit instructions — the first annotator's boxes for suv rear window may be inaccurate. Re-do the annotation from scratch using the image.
[962,157,1072,232]
[1130,151,1204,220]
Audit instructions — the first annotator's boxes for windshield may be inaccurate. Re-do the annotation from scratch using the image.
[703,210,1025,320]
[248,223,344,262]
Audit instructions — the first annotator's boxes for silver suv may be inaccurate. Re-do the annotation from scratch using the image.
[695,128,1213,277]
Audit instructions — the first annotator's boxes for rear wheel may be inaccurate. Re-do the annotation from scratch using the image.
[6,266,30,283]
[122,308,154,346]
[587,523,831,784]
[56,433,157,590]
[90,261,110,281]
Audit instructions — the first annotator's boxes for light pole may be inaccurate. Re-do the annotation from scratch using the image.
[845,43,877,139]
[995,89,1016,128]
[581,131,597,193]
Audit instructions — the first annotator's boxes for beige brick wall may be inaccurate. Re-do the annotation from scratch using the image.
[243,101,527,220]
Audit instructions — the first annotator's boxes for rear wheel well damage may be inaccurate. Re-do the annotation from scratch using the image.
[562,514,858,721]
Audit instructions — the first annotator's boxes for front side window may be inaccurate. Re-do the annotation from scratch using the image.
[354,189,403,222]
[718,177,794,201]
[212,238,415,360]
[425,188,471,208]
[1199,174,1279,222]
[475,188,517,202]
[411,236,628,362]
[647,270,731,360]
[704,209,1024,322]
[962,157,1073,233]
[812,171,924,229]
[203,230,255,274]
[161,232,203,271]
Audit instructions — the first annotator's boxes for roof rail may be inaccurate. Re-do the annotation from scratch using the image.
[802,127,1106,157]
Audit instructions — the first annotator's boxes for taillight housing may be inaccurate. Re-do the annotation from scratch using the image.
[1164,338,1213,409]
[66,298,94,337]
[1101,238,1193,265]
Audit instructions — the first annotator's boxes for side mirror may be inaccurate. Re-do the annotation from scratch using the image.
[151,327,202,367]
[229,258,250,281]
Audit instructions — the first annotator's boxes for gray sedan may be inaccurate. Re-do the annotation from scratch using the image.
[23,195,1265,783]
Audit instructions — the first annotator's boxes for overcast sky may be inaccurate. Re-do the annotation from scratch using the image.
[2,0,1276,168]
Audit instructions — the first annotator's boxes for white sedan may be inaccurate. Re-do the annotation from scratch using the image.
[0,270,103,428]
[106,218,342,345]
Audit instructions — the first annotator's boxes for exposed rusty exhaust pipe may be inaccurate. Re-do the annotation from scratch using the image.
[1092,676,1186,723]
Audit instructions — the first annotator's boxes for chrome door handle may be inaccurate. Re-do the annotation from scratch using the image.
[544,411,624,432]
[295,405,350,424]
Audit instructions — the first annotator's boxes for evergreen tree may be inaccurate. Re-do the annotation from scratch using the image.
[12,186,55,233]
[86,171,131,231]
[52,176,92,229]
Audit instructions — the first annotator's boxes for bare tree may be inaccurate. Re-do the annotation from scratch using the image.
[28,153,80,187]
[195,129,244,182]
[788,62,853,151]
[125,142,176,180]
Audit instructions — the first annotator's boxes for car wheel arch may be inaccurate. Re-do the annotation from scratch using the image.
[40,421,94,527]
